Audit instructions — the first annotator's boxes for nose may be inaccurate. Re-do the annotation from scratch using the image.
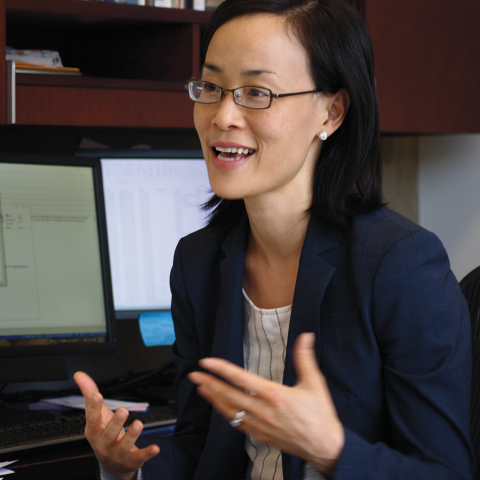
[211,90,245,130]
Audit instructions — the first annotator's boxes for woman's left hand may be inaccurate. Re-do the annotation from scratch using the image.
[188,333,344,476]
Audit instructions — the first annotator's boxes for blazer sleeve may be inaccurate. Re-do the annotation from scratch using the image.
[333,229,474,479]
[137,237,211,479]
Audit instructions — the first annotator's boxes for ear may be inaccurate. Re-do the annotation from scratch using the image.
[319,88,350,136]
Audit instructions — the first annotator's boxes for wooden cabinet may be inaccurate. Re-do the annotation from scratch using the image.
[364,0,480,133]
[1,0,212,127]
[1,0,479,133]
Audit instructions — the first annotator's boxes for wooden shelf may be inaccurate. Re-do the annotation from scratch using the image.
[2,0,479,132]
[15,74,195,127]
[2,0,211,127]
[16,74,187,92]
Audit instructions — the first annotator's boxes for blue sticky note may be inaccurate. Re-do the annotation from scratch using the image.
[139,311,175,347]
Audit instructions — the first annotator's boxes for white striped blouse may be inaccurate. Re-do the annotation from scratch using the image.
[242,289,325,480]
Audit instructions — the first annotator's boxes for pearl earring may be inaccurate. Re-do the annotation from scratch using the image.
[319,132,328,141]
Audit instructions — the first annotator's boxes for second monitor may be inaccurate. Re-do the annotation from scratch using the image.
[79,149,211,329]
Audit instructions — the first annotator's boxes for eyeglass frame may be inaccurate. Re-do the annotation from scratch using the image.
[186,80,320,110]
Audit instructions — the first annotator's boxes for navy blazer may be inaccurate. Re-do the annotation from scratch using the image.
[139,208,474,479]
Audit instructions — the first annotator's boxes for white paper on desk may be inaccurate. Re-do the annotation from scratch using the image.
[42,395,149,411]
[0,460,17,472]
[0,459,16,475]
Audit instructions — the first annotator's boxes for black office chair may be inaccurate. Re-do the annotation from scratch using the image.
[460,266,480,480]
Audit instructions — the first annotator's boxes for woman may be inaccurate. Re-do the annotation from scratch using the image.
[74,0,474,478]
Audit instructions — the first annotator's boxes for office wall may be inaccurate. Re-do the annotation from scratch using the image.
[381,136,418,223]
[418,134,480,281]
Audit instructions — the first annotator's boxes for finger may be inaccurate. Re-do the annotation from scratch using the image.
[292,333,323,387]
[189,371,259,421]
[125,438,161,468]
[129,444,161,466]
[103,407,129,445]
[84,392,108,436]
[189,370,256,404]
[73,371,101,402]
[74,371,99,400]
[197,358,275,394]
[116,421,160,468]
[74,371,114,425]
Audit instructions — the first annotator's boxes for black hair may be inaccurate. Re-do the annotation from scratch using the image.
[202,0,383,231]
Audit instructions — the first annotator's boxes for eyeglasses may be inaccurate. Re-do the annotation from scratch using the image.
[186,80,320,110]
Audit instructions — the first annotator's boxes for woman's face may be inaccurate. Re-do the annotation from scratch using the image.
[194,14,329,205]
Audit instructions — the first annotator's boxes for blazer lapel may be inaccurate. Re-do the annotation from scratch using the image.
[211,211,250,366]
[283,215,340,480]
[195,213,250,480]
[284,214,340,386]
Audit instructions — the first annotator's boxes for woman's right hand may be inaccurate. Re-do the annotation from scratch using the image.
[74,371,160,480]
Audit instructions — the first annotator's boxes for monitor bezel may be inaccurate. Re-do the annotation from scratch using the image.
[0,152,117,358]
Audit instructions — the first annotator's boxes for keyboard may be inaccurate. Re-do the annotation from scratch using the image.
[0,406,176,455]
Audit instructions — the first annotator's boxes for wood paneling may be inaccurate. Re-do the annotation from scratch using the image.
[3,0,480,132]
[16,84,195,128]
[366,0,480,133]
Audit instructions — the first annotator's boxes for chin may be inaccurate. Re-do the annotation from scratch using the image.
[207,173,246,201]
[211,189,245,201]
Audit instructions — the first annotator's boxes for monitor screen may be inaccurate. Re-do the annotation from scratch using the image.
[77,150,211,346]
[0,153,116,358]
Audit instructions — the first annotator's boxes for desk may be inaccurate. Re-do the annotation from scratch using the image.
[1,425,175,480]
[1,441,97,480]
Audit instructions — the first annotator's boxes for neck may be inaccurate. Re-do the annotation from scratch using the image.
[244,192,311,263]
[242,194,311,308]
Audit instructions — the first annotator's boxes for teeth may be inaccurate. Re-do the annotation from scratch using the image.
[215,147,254,154]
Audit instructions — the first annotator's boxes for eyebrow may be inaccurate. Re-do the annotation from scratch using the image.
[203,63,277,77]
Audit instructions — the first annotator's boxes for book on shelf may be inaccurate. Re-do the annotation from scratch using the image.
[15,62,82,76]
[6,48,62,67]
[191,0,206,9]
[82,0,207,9]
[86,0,147,4]
[6,47,81,75]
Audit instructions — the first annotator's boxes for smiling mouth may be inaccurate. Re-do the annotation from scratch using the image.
[213,146,255,161]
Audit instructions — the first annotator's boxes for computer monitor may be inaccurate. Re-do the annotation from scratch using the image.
[76,149,211,346]
[0,153,116,361]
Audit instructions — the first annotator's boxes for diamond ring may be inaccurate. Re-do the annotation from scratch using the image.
[229,410,246,428]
